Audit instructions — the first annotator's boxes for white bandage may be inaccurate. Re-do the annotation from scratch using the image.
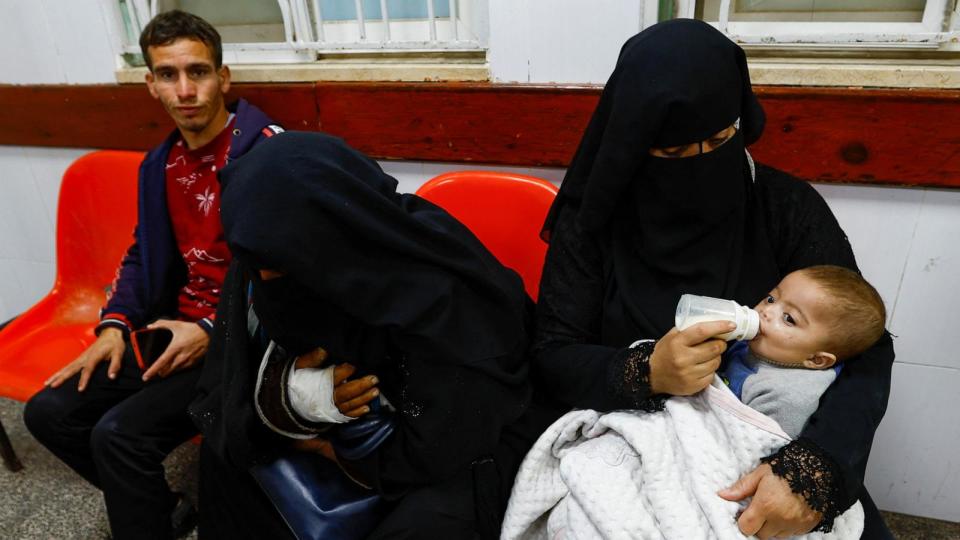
[287,365,354,424]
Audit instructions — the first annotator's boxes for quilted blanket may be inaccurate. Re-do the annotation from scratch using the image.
[501,377,863,539]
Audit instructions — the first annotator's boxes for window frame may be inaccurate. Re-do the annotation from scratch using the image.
[676,0,960,50]
[116,0,489,81]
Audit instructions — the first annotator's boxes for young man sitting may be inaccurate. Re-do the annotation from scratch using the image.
[23,10,280,539]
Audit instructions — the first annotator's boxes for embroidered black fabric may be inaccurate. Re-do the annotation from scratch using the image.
[761,437,845,533]
[609,341,665,412]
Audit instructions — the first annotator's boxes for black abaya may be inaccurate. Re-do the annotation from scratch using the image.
[190,132,543,538]
[532,18,894,534]
[534,164,894,534]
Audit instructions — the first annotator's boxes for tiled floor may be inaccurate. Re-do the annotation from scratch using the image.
[0,398,198,539]
[882,511,960,539]
[1,397,957,539]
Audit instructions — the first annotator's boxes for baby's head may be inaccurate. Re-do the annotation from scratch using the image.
[749,265,886,369]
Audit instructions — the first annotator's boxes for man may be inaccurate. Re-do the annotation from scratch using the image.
[23,10,280,539]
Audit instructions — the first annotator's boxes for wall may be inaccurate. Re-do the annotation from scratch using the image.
[0,146,86,324]
[0,0,118,323]
[0,0,957,522]
[812,184,960,521]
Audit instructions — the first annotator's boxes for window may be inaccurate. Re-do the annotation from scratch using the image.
[116,0,488,82]
[668,0,960,50]
[652,0,960,87]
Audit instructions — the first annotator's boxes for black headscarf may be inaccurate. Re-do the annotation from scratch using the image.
[191,131,532,467]
[543,19,777,340]
[222,131,529,372]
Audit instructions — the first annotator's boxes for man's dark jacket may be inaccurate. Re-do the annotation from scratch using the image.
[97,99,279,336]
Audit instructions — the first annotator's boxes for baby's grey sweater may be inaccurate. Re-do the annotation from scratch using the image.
[740,353,838,439]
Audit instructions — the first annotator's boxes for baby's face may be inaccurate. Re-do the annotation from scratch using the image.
[748,271,834,367]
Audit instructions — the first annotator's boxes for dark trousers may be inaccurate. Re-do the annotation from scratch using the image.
[23,343,200,540]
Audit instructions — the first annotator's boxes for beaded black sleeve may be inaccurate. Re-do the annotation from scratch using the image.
[760,437,845,533]
[608,340,666,412]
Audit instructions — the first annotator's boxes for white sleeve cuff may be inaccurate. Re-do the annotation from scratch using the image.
[287,364,354,424]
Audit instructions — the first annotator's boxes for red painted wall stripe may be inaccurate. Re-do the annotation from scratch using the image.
[1,82,957,188]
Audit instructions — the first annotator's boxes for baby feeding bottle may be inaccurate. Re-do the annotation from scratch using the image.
[675,294,759,341]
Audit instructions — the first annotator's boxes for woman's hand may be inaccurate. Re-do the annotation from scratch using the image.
[295,346,329,369]
[718,464,821,539]
[648,320,734,396]
[292,437,338,463]
[332,363,380,418]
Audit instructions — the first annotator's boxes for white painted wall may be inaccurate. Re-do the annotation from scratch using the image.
[0,0,957,523]
[0,147,88,324]
[0,0,119,325]
[0,0,120,84]
[812,184,960,521]
[488,0,646,84]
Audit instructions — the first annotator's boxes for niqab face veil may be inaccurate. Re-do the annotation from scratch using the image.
[543,19,779,342]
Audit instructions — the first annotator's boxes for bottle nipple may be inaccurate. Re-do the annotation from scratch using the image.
[741,308,759,341]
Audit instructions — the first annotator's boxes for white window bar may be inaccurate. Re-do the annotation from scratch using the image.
[276,0,295,44]
[449,0,458,41]
[675,0,696,19]
[921,0,950,30]
[380,0,391,41]
[681,0,958,48]
[717,0,731,33]
[291,0,314,43]
[129,0,152,32]
[311,0,325,42]
[427,0,437,42]
[354,0,367,41]
[639,0,660,30]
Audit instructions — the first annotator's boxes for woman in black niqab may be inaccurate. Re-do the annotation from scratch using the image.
[534,19,894,539]
[190,132,536,539]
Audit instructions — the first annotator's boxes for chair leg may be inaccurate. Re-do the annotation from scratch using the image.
[0,418,23,472]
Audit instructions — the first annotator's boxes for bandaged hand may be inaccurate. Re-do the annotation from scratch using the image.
[288,347,380,422]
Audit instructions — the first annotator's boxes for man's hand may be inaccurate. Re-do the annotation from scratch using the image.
[141,320,209,381]
[718,463,822,539]
[46,327,126,391]
[648,320,734,396]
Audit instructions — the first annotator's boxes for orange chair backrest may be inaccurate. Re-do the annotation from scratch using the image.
[415,171,558,300]
[52,151,142,322]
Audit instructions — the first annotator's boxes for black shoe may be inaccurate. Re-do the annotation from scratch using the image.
[171,494,198,539]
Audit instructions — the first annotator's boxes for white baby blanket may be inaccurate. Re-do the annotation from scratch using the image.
[501,377,863,540]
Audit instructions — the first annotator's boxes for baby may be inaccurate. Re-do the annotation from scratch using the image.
[720,265,886,438]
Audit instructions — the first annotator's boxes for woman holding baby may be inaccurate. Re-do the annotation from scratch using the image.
[530,19,894,540]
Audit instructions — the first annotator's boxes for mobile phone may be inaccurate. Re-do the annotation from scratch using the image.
[130,327,174,370]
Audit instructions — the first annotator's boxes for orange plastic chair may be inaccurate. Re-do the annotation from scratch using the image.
[0,151,142,403]
[415,171,558,300]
